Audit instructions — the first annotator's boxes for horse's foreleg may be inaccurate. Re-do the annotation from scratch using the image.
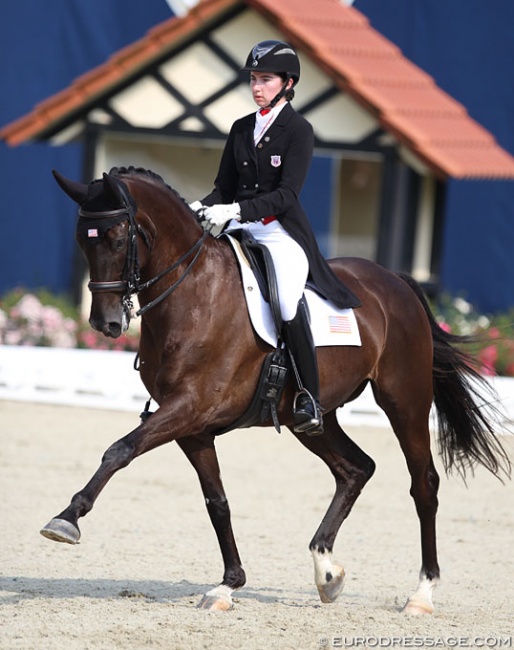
[40,406,182,544]
[40,428,140,544]
[293,411,375,604]
[176,435,245,611]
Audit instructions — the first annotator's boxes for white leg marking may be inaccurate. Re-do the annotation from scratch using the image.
[197,584,234,611]
[403,572,438,615]
[311,546,345,603]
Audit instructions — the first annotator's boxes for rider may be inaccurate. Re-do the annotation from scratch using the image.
[190,40,360,435]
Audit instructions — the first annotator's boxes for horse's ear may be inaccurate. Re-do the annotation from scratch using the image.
[52,169,88,205]
[102,172,126,208]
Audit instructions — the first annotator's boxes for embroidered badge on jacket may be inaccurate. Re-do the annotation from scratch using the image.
[270,155,281,168]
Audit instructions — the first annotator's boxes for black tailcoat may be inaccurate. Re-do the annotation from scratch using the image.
[202,102,361,310]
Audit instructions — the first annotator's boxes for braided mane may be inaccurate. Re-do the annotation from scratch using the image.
[109,166,188,206]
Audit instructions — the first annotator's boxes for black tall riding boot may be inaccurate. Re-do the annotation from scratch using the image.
[282,299,323,436]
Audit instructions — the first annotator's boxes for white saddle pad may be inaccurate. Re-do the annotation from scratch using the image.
[226,234,361,348]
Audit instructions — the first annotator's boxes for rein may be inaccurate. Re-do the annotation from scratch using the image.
[135,230,207,316]
[79,193,208,319]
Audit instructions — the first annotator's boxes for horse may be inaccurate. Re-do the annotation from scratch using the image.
[42,165,511,613]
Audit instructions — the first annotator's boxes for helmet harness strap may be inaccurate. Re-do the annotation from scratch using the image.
[267,73,292,110]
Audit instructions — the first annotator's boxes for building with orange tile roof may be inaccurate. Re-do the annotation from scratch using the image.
[1,0,513,312]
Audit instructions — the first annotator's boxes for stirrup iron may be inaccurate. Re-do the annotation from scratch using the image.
[292,389,323,435]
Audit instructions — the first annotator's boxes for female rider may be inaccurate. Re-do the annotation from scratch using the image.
[190,40,360,435]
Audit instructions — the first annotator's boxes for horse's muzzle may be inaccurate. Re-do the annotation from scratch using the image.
[89,293,130,339]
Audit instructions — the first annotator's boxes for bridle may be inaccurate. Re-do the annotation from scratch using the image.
[78,187,208,320]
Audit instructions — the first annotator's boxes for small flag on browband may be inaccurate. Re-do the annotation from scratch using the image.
[88,229,98,238]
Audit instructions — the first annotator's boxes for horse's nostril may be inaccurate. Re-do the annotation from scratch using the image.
[105,322,122,338]
[89,313,123,338]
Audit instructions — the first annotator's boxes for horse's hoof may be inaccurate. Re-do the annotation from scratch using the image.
[40,518,81,544]
[317,565,345,603]
[402,597,434,615]
[197,595,233,611]
[197,585,233,611]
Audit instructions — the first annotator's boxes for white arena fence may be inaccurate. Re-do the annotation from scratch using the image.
[0,345,513,432]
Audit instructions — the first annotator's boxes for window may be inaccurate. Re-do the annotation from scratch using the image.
[331,156,382,260]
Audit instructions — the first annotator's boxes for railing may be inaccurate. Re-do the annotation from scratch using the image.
[1,345,512,432]
[0,345,147,412]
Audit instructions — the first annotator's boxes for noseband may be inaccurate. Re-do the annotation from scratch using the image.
[78,186,207,319]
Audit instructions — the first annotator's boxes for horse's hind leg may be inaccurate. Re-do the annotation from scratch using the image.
[401,446,440,615]
[176,435,245,611]
[373,380,440,615]
[293,410,376,603]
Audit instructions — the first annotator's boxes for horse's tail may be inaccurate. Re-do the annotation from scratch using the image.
[397,272,512,481]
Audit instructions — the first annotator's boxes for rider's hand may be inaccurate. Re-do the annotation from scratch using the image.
[188,200,204,213]
[203,203,241,227]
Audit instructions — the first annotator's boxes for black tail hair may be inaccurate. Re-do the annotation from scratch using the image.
[397,272,512,481]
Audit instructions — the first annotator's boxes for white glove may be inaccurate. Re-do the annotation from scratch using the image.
[188,200,204,213]
[203,203,241,227]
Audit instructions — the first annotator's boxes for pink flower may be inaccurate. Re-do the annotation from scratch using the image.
[4,329,22,345]
[42,305,64,330]
[78,331,99,348]
[63,318,77,333]
[14,294,43,320]
[478,345,498,376]
[487,326,501,341]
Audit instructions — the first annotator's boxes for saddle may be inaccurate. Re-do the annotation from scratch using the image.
[227,229,283,332]
[214,229,289,434]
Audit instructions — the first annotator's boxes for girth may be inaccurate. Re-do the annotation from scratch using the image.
[212,345,289,436]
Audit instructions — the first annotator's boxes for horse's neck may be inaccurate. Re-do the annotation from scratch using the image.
[133,183,202,272]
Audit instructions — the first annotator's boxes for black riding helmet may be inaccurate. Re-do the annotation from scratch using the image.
[242,40,301,108]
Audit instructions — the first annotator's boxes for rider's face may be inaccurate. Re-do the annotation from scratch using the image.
[250,72,291,108]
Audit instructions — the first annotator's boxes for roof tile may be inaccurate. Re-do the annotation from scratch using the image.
[359,84,465,117]
[403,114,493,145]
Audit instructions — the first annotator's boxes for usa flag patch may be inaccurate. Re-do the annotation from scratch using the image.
[329,314,352,334]
[88,229,98,238]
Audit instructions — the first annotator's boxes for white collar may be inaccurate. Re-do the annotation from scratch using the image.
[255,101,287,123]
[254,102,288,144]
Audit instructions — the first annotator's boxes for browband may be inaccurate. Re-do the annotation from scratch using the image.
[79,207,128,219]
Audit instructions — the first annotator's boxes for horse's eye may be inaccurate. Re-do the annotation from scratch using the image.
[113,237,126,252]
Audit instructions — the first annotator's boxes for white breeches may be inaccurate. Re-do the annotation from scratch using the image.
[226,219,308,321]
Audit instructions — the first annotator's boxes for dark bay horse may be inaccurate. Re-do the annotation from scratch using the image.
[43,166,511,613]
